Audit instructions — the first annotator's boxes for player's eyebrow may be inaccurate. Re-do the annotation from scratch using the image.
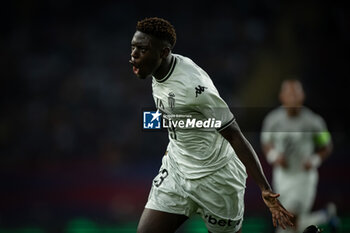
[131,41,151,49]
[131,42,149,47]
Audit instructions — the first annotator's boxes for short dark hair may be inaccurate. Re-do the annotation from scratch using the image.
[136,17,176,49]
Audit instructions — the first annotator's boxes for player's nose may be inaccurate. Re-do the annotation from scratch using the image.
[131,47,139,59]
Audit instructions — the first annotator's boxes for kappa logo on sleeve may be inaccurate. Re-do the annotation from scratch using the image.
[195,85,207,97]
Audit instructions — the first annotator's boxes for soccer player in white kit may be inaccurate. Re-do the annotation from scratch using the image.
[130,17,294,233]
[261,80,334,233]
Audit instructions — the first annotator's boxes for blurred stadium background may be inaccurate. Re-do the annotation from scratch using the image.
[1,0,349,232]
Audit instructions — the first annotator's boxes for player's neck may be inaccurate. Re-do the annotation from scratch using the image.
[153,54,174,80]
[286,107,302,117]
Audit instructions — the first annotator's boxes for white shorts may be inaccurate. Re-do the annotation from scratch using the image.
[145,155,247,233]
[273,168,318,215]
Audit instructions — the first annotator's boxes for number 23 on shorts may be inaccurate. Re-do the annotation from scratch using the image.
[154,169,168,187]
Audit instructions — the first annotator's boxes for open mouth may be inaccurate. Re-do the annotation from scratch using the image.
[129,60,140,75]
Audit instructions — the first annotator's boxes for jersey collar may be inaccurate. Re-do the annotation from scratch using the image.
[154,55,176,83]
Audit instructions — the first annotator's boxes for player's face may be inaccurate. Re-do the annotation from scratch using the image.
[280,81,305,107]
[130,31,163,79]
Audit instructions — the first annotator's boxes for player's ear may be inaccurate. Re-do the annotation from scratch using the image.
[161,47,171,59]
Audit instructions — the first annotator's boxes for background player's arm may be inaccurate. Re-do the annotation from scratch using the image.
[316,143,332,160]
[304,131,333,170]
[220,121,294,229]
[261,143,288,168]
[314,131,333,161]
[260,117,288,168]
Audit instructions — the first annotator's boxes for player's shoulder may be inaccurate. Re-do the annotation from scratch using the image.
[301,107,327,127]
[261,107,285,130]
[264,106,285,121]
[173,54,192,65]
[173,54,216,96]
[302,107,321,118]
[173,54,209,82]
[173,54,198,70]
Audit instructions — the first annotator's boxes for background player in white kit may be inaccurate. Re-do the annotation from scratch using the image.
[130,17,294,233]
[261,79,338,233]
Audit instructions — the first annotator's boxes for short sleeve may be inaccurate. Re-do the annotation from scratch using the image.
[190,85,235,131]
[312,115,332,147]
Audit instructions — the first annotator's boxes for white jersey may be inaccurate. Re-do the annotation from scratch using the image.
[152,54,246,180]
[261,106,329,174]
[260,106,330,214]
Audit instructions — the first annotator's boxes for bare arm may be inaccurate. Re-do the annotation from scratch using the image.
[304,142,333,170]
[317,142,333,161]
[220,122,271,191]
[220,121,294,229]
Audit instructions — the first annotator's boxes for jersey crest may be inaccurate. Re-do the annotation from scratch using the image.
[168,92,175,109]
